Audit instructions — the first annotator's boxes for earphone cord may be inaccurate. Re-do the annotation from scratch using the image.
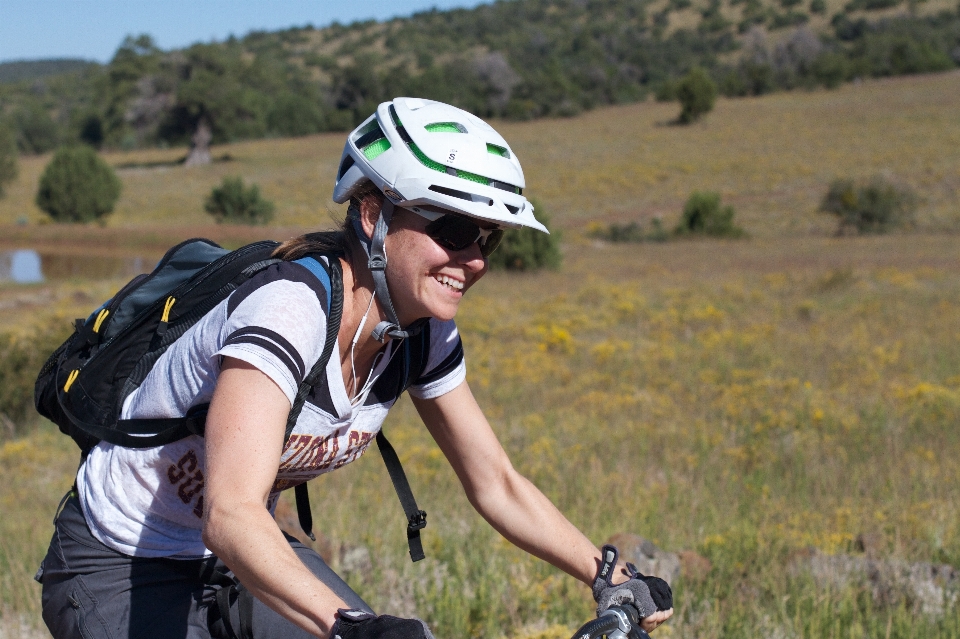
[349,292,376,400]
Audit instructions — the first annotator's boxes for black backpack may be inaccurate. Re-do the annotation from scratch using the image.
[35,238,431,561]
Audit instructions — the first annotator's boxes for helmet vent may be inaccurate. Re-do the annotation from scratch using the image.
[487,143,510,158]
[354,124,391,161]
[338,155,355,180]
[425,122,467,133]
[429,185,492,206]
[505,204,520,215]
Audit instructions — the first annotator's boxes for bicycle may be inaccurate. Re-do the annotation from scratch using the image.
[569,605,652,639]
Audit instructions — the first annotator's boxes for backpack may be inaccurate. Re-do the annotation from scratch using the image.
[35,238,431,562]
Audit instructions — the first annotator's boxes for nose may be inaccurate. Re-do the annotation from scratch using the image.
[456,241,487,273]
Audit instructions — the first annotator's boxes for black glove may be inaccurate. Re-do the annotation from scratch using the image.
[592,545,673,618]
[331,609,436,639]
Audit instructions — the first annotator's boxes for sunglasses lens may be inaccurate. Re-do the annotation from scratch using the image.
[425,215,482,252]
[480,229,504,257]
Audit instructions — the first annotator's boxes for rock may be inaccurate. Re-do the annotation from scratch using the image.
[605,533,681,586]
[789,548,960,616]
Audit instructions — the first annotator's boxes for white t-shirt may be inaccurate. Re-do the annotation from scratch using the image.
[77,258,465,559]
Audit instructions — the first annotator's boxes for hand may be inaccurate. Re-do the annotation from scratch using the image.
[330,609,436,639]
[639,609,674,633]
[592,545,674,619]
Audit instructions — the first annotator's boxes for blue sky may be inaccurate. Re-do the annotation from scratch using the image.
[0,0,494,64]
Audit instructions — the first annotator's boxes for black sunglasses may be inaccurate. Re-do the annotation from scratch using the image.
[423,214,504,258]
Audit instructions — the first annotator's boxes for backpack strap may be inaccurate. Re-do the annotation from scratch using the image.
[376,431,428,562]
[289,256,343,541]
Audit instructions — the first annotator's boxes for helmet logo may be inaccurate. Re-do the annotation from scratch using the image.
[383,188,403,201]
[448,150,457,162]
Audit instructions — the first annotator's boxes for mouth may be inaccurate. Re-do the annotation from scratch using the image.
[433,273,464,292]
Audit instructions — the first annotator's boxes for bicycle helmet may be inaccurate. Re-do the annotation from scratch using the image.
[333,97,548,342]
[334,97,547,233]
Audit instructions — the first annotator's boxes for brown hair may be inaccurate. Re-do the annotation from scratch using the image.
[271,184,382,266]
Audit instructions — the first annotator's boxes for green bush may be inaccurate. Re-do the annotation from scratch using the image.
[0,125,18,198]
[820,176,917,234]
[675,67,718,124]
[674,191,746,237]
[35,146,122,223]
[487,199,561,271]
[204,176,275,225]
[0,320,72,438]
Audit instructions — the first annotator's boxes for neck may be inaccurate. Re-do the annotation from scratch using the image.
[338,257,391,362]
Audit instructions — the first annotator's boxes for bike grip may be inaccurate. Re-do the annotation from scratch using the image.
[569,614,620,639]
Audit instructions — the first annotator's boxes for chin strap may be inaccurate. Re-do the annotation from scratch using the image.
[349,198,427,342]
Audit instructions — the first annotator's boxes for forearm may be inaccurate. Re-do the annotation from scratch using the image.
[203,498,344,638]
[467,468,601,586]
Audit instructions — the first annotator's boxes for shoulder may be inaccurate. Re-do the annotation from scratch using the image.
[227,257,336,318]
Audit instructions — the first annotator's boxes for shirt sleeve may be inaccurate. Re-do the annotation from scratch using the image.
[408,318,466,400]
[216,263,329,405]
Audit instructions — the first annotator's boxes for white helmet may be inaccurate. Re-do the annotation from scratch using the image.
[333,97,548,233]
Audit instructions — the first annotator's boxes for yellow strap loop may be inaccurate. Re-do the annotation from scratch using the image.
[93,309,110,333]
[161,297,176,323]
[64,370,80,393]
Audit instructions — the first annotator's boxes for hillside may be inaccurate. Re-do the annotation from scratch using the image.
[0,0,957,154]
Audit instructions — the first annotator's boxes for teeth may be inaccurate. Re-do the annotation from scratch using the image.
[434,275,463,291]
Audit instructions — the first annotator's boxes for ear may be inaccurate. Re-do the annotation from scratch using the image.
[358,192,384,239]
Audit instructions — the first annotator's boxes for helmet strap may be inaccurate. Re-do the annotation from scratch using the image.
[351,198,426,342]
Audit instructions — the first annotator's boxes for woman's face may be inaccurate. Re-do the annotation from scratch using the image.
[359,195,489,325]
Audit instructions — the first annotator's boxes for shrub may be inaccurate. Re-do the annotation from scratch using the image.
[586,218,669,243]
[820,176,917,234]
[204,176,275,225]
[674,191,746,237]
[0,320,72,438]
[35,146,122,223]
[487,199,561,271]
[675,67,718,124]
[0,125,17,198]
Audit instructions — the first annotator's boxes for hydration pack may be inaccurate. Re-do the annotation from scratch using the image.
[35,238,431,561]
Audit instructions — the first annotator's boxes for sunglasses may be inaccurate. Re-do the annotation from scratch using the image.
[410,209,504,257]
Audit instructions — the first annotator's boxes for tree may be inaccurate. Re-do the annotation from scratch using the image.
[0,125,18,198]
[675,67,718,123]
[35,146,122,223]
[204,176,275,225]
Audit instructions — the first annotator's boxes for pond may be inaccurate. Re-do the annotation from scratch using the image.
[0,249,148,284]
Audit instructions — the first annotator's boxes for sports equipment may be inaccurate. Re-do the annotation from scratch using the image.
[332,609,436,639]
[592,545,673,618]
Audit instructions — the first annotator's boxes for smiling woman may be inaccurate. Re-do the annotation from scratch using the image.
[37,97,673,639]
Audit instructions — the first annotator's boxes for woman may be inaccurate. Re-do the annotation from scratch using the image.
[39,97,673,639]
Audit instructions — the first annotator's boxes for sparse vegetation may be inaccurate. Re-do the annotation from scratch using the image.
[820,175,918,234]
[586,219,670,243]
[35,146,122,223]
[204,176,275,225]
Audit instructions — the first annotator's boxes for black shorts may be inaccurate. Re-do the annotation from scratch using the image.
[38,495,372,639]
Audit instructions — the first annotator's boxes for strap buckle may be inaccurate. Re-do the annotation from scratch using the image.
[407,509,427,533]
[368,256,387,271]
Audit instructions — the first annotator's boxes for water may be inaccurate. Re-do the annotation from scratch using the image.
[0,249,147,284]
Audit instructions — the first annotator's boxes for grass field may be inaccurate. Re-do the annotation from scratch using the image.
[1,72,959,638]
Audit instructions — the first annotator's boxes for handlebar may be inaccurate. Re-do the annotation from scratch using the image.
[569,606,651,639]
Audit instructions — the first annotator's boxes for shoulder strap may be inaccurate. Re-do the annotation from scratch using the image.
[289,256,343,541]
[376,431,428,562]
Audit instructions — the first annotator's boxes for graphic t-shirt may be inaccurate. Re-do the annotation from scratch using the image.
[77,258,465,559]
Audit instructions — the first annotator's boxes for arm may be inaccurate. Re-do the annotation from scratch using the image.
[202,357,344,638]
[412,381,673,630]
